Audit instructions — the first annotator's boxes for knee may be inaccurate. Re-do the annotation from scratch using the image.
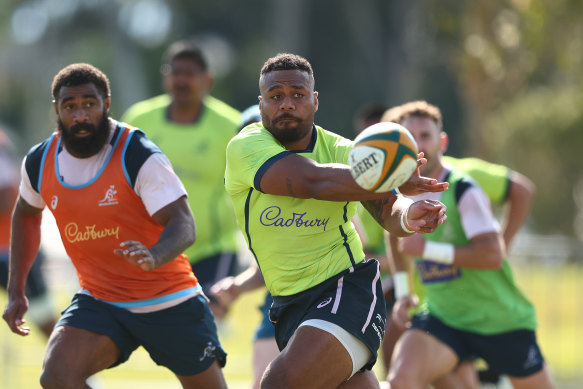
[260,357,298,389]
[388,368,419,389]
[40,363,84,389]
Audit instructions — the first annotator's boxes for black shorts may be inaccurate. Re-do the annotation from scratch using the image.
[57,293,227,376]
[190,252,239,298]
[0,250,48,299]
[269,259,386,371]
[411,312,545,377]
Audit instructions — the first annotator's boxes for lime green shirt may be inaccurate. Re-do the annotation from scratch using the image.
[416,169,537,334]
[121,94,241,263]
[225,123,365,296]
[442,156,510,205]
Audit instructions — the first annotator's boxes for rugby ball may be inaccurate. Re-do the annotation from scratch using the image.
[349,122,418,192]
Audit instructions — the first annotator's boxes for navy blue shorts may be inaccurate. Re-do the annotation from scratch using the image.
[56,293,227,376]
[191,252,239,300]
[269,259,386,371]
[411,312,545,377]
[255,291,275,340]
[0,249,48,299]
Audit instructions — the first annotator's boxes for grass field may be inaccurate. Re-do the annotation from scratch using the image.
[1,262,582,388]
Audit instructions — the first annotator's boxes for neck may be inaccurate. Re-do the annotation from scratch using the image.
[167,101,203,124]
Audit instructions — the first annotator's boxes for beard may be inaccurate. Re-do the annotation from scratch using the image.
[262,112,313,146]
[58,111,110,158]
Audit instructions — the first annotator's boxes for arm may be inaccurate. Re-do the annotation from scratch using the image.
[210,262,265,308]
[113,195,196,271]
[502,171,535,247]
[260,153,447,236]
[385,232,418,329]
[2,197,44,336]
[259,152,447,202]
[399,231,503,270]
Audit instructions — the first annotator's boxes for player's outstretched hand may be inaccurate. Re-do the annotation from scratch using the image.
[2,294,31,336]
[114,240,158,271]
[406,199,447,234]
[397,153,449,196]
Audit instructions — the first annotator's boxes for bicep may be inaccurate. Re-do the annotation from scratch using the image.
[151,195,192,226]
[259,153,321,198]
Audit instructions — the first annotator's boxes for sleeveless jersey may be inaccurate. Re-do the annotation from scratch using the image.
[415,168,537,334]
[33,125,197,302]
[225,123,365,296]
[121,95,241,264]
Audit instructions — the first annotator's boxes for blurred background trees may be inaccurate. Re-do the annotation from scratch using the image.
[1,0,582,242]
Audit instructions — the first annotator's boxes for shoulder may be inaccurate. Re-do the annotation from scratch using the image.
[316,125,353,147]
[121,94,170,122]
[445,168,478,204]
[203,95,241,124]
[24,135,56,192]
[121,127,163,188]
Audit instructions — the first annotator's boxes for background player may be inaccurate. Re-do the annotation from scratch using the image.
[121,40,242,319]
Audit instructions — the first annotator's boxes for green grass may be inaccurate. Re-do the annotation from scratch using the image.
[1,265,582,388]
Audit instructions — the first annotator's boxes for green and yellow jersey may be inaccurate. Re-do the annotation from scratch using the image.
[225,123,365,296]
[121,94,241,264]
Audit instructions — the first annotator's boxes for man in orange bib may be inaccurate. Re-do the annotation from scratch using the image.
[2,63,227,389]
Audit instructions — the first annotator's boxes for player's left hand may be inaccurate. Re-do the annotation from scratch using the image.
[406,199,447,233]
[114,240,158,271]
[398,153,449,196]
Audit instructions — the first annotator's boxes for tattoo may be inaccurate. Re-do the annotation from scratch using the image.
[286,177,296,197]
[362,198,393,229]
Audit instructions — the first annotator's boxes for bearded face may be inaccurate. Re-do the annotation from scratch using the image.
[58,107,110,158]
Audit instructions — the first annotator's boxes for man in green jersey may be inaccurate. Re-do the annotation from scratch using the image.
[383,101,554,389]
[379,106,537,386]
[121,41,241,319]
[225,53,449,389]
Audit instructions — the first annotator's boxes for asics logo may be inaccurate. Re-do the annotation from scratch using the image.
[317,297,333,308]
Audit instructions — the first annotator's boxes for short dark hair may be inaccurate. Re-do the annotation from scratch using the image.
[163,40,208,71]
[260,53,314,80]
[51,63,111,101]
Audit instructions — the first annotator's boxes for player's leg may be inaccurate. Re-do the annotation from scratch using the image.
[508,364,554,389]
[138,295,228,389]
[338,370,381,389]
[432,361,480,389]
[41,325,121,388]
[253,338,279,389]
[252,292,278,389]
[176,360,227,389]
[40,293,138,388]
[388,328,459,389]
[468,328,554,389]
[261,324,355,388]
[262,260,386,389]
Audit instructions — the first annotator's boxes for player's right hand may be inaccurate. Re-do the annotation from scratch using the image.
[398,153,449,196]
[2,295,31,336]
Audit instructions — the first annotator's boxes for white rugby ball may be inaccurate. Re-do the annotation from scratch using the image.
[349,122,418,192]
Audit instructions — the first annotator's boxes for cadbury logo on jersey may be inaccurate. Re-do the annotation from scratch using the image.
[64,222,120,243]
[259,206,330,231]
[98,185,119,207]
